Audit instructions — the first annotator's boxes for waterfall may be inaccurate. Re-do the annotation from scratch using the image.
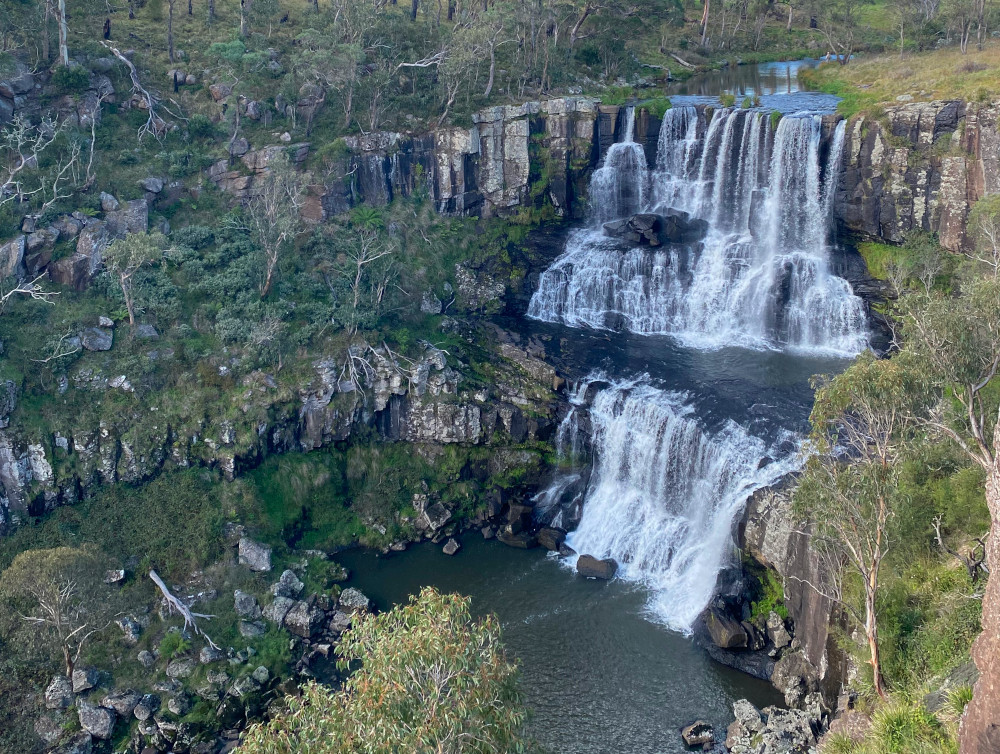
[528,106,868,355]
[588,107,649,225]
[561,377,799,631]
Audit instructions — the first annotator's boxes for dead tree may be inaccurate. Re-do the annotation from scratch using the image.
[933,515,989,584]
[149,570,220,650]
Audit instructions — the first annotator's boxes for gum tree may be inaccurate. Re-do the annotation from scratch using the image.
[239,588,527,754]
[0,547,119,678]
[103,231,165,327]
[796,353,920,698]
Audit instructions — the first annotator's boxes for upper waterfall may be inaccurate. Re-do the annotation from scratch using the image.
[527,105,868,355]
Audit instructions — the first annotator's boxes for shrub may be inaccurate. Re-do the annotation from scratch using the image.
[51,65,91,95]
[159,631,192,660]
[239,588,527,754]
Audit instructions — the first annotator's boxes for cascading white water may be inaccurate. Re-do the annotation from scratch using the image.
[588,107,650,225]
[528,106,868,355]
[561,377,800,631]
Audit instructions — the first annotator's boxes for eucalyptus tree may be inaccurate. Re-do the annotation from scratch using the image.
[796,353,922,698]
[239,588,527,754]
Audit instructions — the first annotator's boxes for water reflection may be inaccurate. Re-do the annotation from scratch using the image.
[666,59,840,114]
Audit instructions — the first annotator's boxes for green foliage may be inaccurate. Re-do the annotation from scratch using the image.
[642,97,671,121]
[50,65,91,95]
[749,568,788,621]
[0,471,226,581]
[719,93,737,108]
[239,588,528,754]
[159,631,192,660]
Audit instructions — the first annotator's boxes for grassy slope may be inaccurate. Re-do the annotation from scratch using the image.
[802,43,1000,116]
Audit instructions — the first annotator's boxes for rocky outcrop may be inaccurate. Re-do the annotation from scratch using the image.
[304,97,603,220]
[740,481,852,704]
[838,100,1000,252]
[0,328,560,536]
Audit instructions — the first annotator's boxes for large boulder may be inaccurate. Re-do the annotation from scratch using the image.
[576,554,617,579]
[602,210,708,247]
[270,569,304,599]
[165,657,197,679]
[703,606,748,650]
[0,235,25,279]
[766,611,792,649]
[339,587,371,612]
[283,601,324,638]
[234,589,263,619]
[771,650,820,708]
[498,530,539,549]
[263,595,295,624]
[45,675,74,709]
[100,689,141,717]
[537,527,567,552]
[76,701,116,740]
[0,60,34,99]
[238,537,272,572]
[52,732,93,754]
[680,720,714,747]
[80,327,113,351]
[72,666,99,693]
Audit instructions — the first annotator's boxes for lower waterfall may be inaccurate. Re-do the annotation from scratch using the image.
[554,377,800,631]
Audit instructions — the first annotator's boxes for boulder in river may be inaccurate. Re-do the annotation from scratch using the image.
[703,605,748,650]
[603,210,709,247]
[537,527,567,552]
[576,554,617,579]
[498,531,539,549]
[680,720,714,747]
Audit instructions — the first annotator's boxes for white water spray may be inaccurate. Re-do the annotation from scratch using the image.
[557,377,800,631]
[528,106,868,355]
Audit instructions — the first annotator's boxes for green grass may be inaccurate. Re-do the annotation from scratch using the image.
[859,241,910,280]
[802,43,1000,117]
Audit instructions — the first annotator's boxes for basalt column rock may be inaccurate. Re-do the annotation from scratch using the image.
[837,100,1000,253]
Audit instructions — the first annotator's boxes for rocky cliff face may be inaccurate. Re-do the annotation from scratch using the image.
[206,98,659,222]
[837,100,1000,251]
[740,480,853,706]
[0,331,560,536]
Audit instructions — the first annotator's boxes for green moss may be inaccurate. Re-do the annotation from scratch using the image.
[748,566,788,621]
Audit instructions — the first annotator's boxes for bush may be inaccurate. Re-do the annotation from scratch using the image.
[159,631,192,659]
[51,65,91,95]
[239,588,528,754]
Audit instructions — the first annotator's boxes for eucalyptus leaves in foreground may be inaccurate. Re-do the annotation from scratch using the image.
[238,587,528,754]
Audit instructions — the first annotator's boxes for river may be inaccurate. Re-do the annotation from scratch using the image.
[339,63,862,753]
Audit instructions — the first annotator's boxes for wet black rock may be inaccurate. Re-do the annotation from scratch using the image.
[603,210,709,247]
[680,720,715,747]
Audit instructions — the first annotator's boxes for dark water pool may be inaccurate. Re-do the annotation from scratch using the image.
[338,536,783,754]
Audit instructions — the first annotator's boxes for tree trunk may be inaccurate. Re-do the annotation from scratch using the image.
[208,0,215,21]
[701,0,710,47]
[865,571,887,699]
[411,0,418,21]
[240,0,250,37]
[447,0,454,21]
[570,2,593,49]
[959,415,1000,754]
[63,645,73,678]
[484,44,496,97]
[786,0,793,31]
[57,0,69,65]
[167,0,175,63]
[188,0,192,15]
[42,0,51,61]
